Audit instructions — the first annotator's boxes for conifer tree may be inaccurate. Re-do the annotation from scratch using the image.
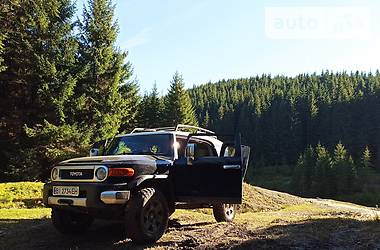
[362,146,372,168]
[303,146,316,194]
[137,84,164,128]
[76,0,136,140]
[0,0,84,180]
[291,146,315,195]
[291,154,306,193]
[202,111,210,128]
[356,146,372,191]
[314,143,331,196]
[163,72,198,126]
[332,143,357,194]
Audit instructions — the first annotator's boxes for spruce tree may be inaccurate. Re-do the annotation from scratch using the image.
[362,146,372,168]
[314,143,331,196]
[357,146,372,191]
[291,146,315,195]
[332,143,357,194]
[76,0,136,140]
[202,111,210,128]
[0,0,84,180]
[137,84,164,128]
[119,81,140,133]
[303,146,316,194]
[163,72,198,126]
[291,154,306,194]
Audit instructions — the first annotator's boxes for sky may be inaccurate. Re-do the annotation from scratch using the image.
[76,0,380,94]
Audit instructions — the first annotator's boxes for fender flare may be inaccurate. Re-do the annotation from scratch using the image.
[128,174,175,214]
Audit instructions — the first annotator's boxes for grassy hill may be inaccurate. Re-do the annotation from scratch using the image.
[0,182,379,249]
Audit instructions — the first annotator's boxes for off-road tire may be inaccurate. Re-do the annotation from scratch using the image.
[213,204,236,222]
[51,208,94,234]
[125,188,169,243]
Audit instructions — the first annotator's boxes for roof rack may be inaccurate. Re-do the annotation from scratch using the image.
[175,124,215,134]
[130,124,215,134]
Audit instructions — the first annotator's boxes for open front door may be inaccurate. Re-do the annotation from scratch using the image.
[171,134,250,204]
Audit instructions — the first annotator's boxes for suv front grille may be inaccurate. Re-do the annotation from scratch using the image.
[60,169,94,180]
[54,165,106,182]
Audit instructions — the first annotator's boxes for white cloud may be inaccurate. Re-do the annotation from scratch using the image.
[124,27,152,49]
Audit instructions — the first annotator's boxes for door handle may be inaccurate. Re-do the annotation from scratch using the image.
[223,165,241,170]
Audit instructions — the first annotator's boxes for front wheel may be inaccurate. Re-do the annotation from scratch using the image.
[51,208,94,234]
[213,204,237,222]
[125,188,169,243]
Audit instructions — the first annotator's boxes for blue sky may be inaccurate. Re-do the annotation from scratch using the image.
[76,0,380,94]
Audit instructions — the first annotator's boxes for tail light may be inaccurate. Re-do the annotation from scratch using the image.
[108,168,135,177]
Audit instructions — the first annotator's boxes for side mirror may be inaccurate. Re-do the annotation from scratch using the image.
[185,143,195,165]
[90,148,100,156]
[89,139,109,156]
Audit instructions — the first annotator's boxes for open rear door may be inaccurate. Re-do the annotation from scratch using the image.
[171,134,250,204]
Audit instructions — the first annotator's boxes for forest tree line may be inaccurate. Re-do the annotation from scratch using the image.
[189,72,380,171]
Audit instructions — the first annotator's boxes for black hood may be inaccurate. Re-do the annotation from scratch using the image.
[59,155,173,175]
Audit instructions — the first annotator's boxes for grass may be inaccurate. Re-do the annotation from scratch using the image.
[249,165,294,193]
[240,183,304,212]
[1,181,380,249]
[0,182,44,209]
[0,208,51,220]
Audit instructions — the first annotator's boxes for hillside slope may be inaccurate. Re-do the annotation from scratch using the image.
[241,183,304,212]
[0,183,379,249]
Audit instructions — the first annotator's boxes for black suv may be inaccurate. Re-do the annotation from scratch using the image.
[43,125,250,243]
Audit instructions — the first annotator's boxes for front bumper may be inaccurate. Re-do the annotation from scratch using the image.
[43,182,130,209]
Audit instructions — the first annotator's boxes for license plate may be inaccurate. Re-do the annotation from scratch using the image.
[53,186,79,197]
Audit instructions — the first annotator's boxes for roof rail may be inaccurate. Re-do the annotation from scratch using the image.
[129,124,215,134]
[175,124,215,134]
[130,128,157,134]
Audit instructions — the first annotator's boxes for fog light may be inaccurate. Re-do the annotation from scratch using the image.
[51,167,59,180]
[95,166,107,181]
[116,192,129,199]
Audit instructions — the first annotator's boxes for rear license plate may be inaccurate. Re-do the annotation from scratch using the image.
[53,186,79,197]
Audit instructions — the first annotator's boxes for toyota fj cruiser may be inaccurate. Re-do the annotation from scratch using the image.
[43,124,250,243]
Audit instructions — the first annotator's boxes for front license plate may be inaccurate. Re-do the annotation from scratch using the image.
[53,186,79,197]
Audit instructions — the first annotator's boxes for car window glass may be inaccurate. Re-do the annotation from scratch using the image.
[105,134,173,156]
[192,140,216,158]
[176,137,187,158]
[223,146,236,157]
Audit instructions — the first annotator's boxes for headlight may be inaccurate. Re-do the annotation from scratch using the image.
[51,167,59,180]
[95,166,107,181]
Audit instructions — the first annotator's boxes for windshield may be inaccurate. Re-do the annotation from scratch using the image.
[105,134,174,157]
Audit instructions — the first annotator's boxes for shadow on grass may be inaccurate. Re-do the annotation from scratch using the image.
[1,198,44,209]
[1,217,380,249]
[167,219,214,230]
[0,217,213,250]
[220,218,380,250]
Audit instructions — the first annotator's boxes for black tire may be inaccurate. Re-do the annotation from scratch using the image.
[125,188,169,244]
[51,208,93,234]
[213,204,237,222]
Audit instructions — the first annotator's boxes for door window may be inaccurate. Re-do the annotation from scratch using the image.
[175,137,217,158]
[192,140,217,158]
